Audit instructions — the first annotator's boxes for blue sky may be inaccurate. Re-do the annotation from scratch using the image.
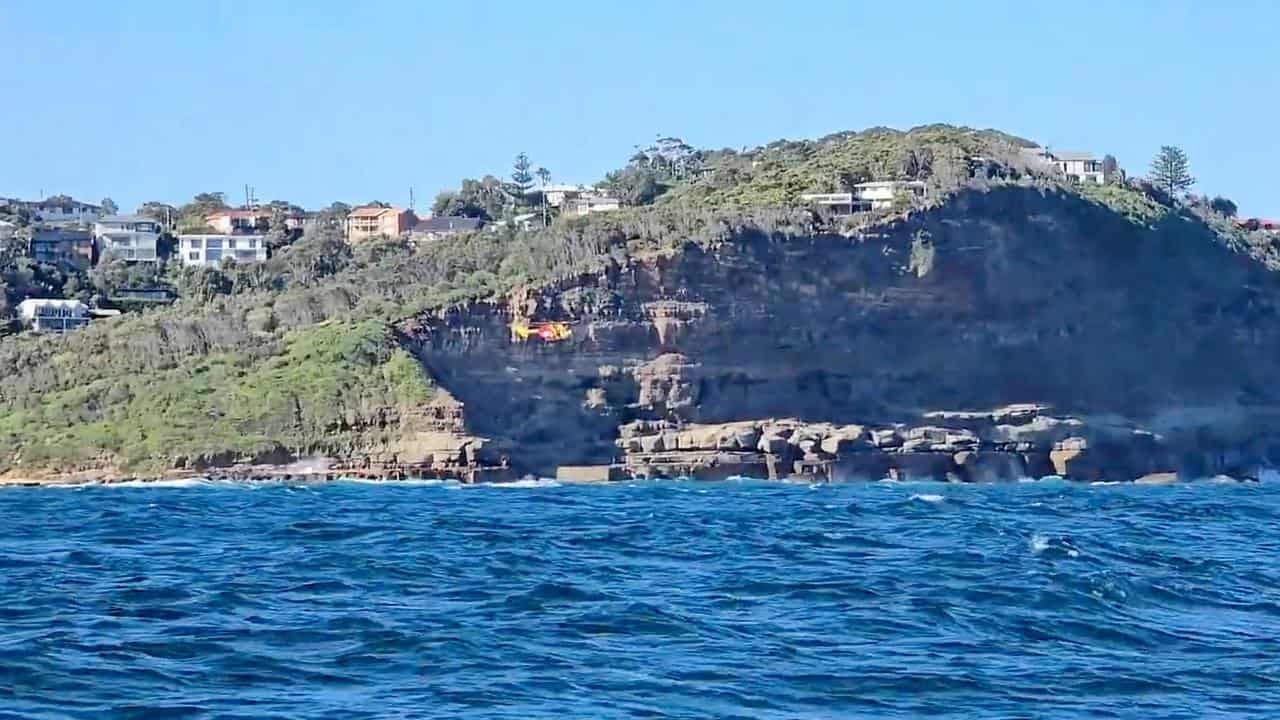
[1,0,1276,215]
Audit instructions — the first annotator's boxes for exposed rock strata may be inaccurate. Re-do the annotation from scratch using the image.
[612,407,1262,483]
[399,186,1280,482]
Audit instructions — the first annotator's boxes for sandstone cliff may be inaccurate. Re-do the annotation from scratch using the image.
[404,185,1280,481]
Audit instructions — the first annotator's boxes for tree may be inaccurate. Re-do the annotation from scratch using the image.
[177,192,230,233]
[511,153,534,199]
[433,176,511,220]
[1149,146,1195,197]
[895,147,933,179]
[1210,196,1238,217]
[100,198,119,216]
[634,137,700,179]
[138,201,177,226]
[278,218,351,286]
[266,205,295,251]
[1102,154,1119,180]
[602,166,664,206]
[838,167,872,191]
[535,167,552,224]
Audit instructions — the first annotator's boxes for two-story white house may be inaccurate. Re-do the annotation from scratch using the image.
[94,215,162,263]
[16,298,92,334]
[177,234,268,267]
[1020,147,1114,184]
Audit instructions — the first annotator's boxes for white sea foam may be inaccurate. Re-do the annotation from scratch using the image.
[103,477,215,489]
[910,493,944,503]
[1030,533,1080,557]
[489,478,561,489]
[340,476,455,486]
[282,456,334,475]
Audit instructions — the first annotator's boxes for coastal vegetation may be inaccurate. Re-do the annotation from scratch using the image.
[0,124,1272,475]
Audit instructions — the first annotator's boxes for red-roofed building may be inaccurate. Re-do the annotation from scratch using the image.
[1236,218,1280,233]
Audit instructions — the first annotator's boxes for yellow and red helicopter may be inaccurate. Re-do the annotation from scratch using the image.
[510,320,573,343]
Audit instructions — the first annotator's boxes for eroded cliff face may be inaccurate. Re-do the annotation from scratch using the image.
[404,186,1280,478]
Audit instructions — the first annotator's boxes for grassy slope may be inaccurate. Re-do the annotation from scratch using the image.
[0,321,433,472]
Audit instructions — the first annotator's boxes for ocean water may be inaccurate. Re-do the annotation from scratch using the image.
[2,479,1279,719]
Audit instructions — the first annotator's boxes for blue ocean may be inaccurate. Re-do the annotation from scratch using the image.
[2,478,1278,718]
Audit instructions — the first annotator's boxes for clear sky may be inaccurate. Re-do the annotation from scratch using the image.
[2,0,1276,215]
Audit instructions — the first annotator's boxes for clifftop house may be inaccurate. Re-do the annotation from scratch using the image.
[410,215,485,242]
[30,228,94,269]
[13,197,101,226]
[560,194,621,217]
[345,206,417,243]
[1021,147,1115,184]
[16,299,92,334]
[177,234,268,266]
[1237,218,1280,234]
[94,215,162,263]
[206,208,305,234]
[536,184,593,208]
[801,180,927,214]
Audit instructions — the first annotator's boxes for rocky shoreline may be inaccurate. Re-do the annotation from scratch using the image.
[609,404,1265,485]
[0,405,1267,487]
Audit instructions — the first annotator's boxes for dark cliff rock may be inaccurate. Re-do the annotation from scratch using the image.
[404,186,1280,480]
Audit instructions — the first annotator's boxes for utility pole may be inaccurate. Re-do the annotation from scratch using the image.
[409,187,415,212]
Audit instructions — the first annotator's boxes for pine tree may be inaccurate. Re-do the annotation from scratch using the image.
[1149,146,1195,197]
[511,153,534,199]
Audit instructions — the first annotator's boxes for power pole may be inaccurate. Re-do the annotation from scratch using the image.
[409,187,415,212]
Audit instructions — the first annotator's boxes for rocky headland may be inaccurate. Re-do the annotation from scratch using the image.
[2,127,1277,485]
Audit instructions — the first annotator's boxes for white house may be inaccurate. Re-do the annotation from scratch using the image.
[801,180,927,214]
[853,180,926,209]
[561,194,621,217]
[95,215,162,263]
[177,234,268,267]
[24,198,101,226]
[537,184,593,208]
[16,298,91,334]
[1020,147,1113,184]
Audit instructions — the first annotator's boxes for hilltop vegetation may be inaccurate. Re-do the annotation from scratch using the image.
[0,124,1273,474]
[597,125,1038,209]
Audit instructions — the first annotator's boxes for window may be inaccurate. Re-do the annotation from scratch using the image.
[187,237,202,249]
[228,239,237,250]
[207,249,222,261]
[207,238,223,249]
[248,239,257,248]
[188,251,200,261]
